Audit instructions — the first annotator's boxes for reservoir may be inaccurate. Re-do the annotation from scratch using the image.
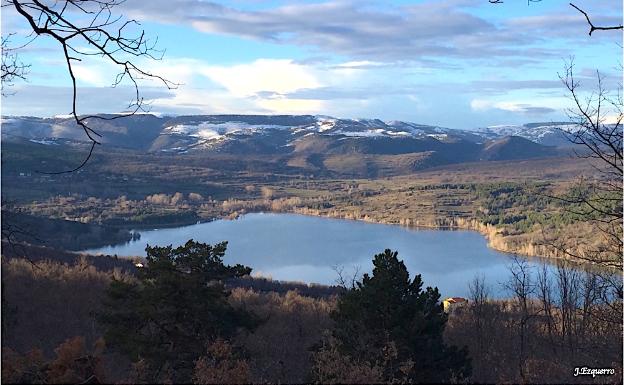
[84,212,554,297]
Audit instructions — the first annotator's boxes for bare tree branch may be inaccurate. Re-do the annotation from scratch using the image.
[3,0,178,173]
[490,1,622,36]
[570,3,624,36]
[1,34,30,96]
[520,60,624,272]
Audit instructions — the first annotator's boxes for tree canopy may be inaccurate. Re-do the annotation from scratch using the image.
[330,249,471,383]
[99,239,256,383]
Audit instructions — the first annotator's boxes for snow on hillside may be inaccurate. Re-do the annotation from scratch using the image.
[29,139,59,145]
[1,114,585,154]
[478,122,580,146]
[337,128,387,137]
[316,118,337,132]
[164,121,286,140]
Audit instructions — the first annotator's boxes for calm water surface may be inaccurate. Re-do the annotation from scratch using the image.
[84,213,550,297]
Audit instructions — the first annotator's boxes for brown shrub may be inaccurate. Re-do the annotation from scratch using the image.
[193,339,250,384]
[2,336,106,384]
[229,288,334,383]
[1,256,134,382]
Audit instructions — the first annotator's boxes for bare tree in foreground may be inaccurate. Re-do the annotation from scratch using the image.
[1,34,30,96]
[504,257,539,381]
[543,60,624,271]
[561,62,622,179]
[493,0,624,270]
[1,0,177,172]
[447,259,622,383]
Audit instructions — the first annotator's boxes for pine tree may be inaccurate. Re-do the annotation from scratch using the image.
[99,240,257,382]
[331,249,471,383]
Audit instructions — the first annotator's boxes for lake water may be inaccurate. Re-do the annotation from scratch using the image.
[84,212,552,297]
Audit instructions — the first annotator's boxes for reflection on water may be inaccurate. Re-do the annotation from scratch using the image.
[83,213,569,297]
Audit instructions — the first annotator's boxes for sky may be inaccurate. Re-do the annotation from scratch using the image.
[1,0,621,129]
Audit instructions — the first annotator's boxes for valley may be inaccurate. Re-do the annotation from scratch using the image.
[0,106,620,385]
[3,0,622,382]
[1,115,609,266]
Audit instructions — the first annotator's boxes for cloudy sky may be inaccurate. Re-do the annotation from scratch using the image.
[1,0,621,128]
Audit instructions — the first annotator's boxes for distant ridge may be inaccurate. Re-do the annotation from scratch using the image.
[1,114,570,177]
[480,136,557,161]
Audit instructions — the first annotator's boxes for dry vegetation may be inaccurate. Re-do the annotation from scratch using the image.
[446,263,623,384]
[1,257,133,354]
[229,288,335,383]
[2,254,620,384]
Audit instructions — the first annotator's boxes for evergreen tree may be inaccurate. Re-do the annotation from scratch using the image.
[331,249,471,383]
[99,240,256,382]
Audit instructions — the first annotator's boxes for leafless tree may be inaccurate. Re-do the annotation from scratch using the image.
[1,34,30,96]
[332,264,361,289]
[489,0,622,273]
[1,0,177,172]
[467,274,491,380]
[0,201,45,268]
[553,262,582,357]
[504,257,539,381]
[538,60,624,271]
[561,62,622,179]
[468,274,490,306]
[535,263,556,354]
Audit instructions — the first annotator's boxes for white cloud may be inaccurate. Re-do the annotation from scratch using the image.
[150,58,328,114]
[148,88,263,115]
[146,58,201,86]
[470,99,493,111]
[54,57,330,115]
[200,59,321,97]
[256,96,325,114]
[119,0,524,63]
[603,114,623,125]
[470,99,556,115]
[334,60,385,69]
[72,64,111,87]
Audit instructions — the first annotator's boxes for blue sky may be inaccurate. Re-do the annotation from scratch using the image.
[1,0,621,128]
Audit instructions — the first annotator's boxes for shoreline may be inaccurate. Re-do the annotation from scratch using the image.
[83,208,608,270]
[283,209,606,269]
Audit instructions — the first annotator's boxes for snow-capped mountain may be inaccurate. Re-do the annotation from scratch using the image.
[150,115,495,153]
[1,114,570,163]
[477,122,578,147]
[2,114,576,176]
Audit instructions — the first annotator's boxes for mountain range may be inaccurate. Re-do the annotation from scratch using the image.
[1,114,575,176]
